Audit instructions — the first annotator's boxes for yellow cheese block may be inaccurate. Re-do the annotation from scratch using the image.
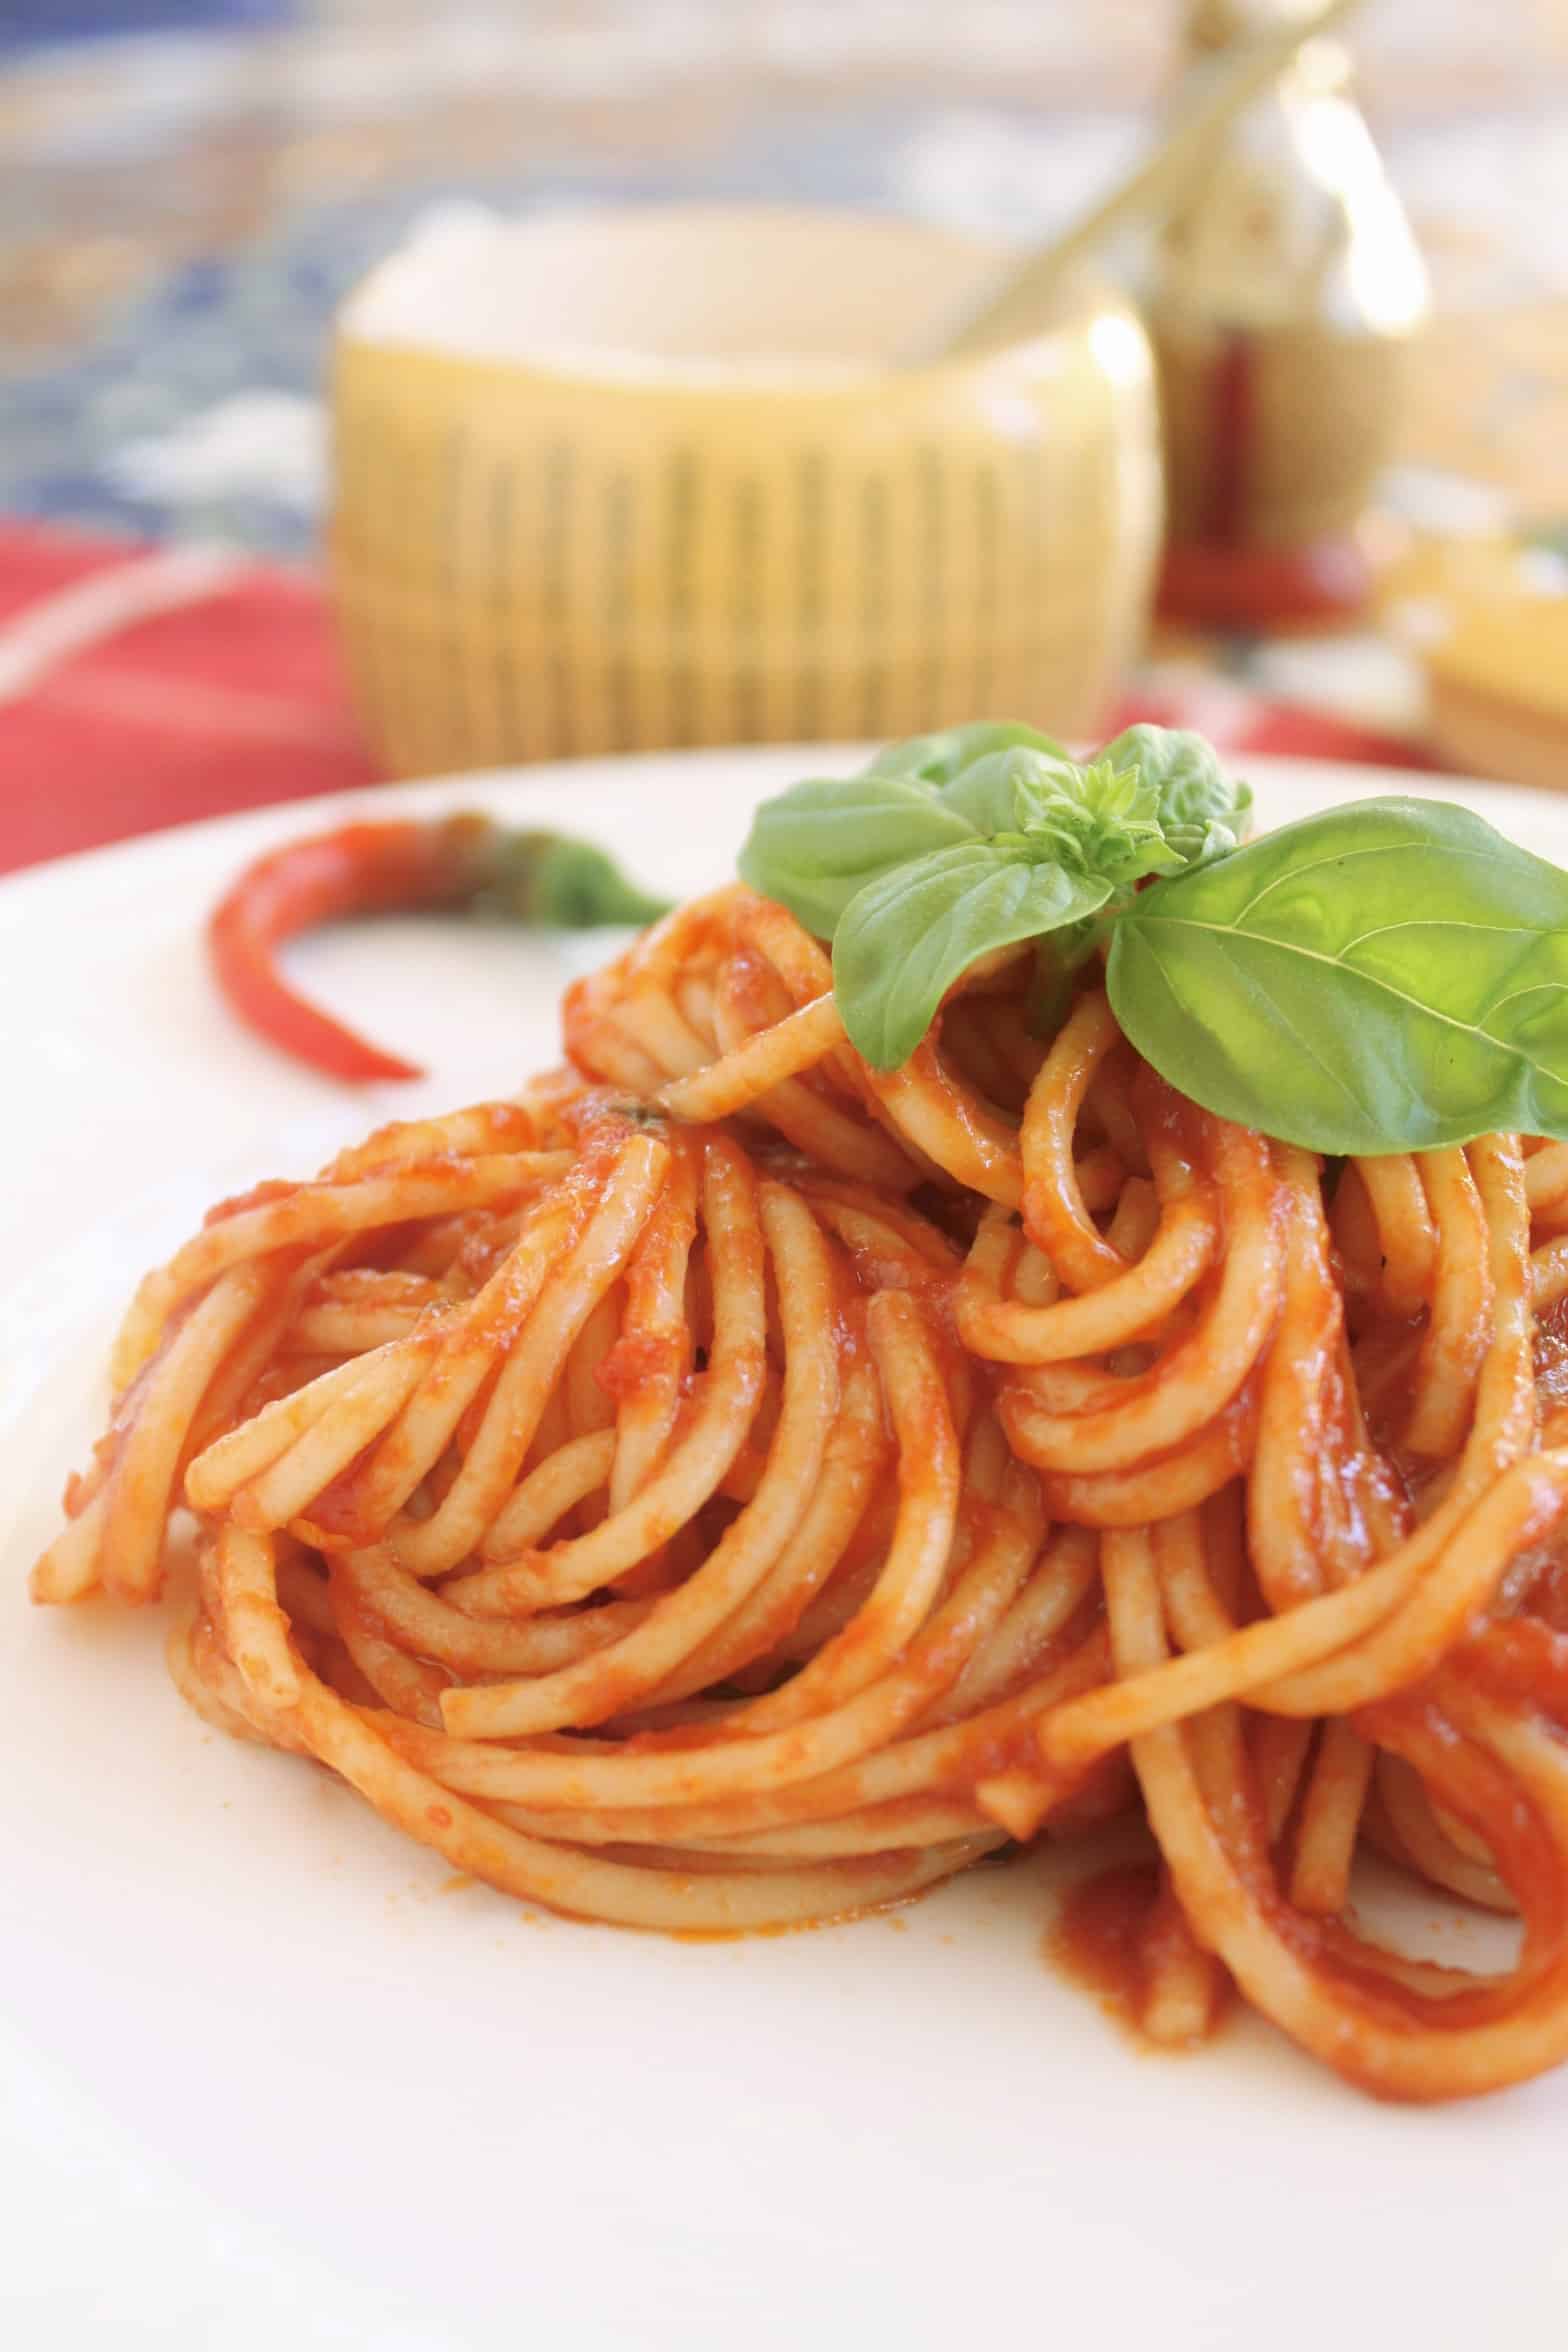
[328,207,1165,774]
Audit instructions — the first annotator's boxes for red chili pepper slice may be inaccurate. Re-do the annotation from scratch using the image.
[207,813,669,1083]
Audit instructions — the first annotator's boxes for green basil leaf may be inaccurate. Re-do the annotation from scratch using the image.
[940,747,1190,884]
[937,745,1081,836]
[835,845,1112,1070]
[1098,723,1253,869]
[1108,794,1568,1154]
[866,720,1069,788]
[737,773,978,939]
[1018,756,1188,885]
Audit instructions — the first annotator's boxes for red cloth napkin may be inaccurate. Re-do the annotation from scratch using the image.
[0,520,1431,880]
[0,523,374,876]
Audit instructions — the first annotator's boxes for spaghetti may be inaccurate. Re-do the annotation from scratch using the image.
[34,879,1568,2102]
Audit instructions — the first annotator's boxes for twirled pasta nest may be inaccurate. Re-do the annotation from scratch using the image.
[35,884,1568,2102]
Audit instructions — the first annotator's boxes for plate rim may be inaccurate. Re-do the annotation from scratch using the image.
[3,740,1539,912]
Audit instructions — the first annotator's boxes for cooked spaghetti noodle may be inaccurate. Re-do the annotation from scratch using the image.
[35,879,1568,2101]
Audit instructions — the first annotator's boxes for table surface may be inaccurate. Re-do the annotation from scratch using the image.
[4,0,1568,552]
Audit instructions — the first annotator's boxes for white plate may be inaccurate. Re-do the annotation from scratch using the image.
[5,748,1568,2352]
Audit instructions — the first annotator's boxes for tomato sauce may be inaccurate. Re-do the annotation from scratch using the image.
[1049,1861,1164,2040]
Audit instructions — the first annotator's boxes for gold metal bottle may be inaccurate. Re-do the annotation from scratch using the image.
[1148,0,1428,624]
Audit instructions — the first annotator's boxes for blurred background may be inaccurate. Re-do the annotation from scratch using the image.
[3,0,1567,866]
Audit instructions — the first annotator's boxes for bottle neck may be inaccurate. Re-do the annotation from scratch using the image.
[1180,0,1353,95]
[1184,0,1324,49]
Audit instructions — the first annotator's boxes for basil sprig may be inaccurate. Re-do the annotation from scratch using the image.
[741,723,1250,1070]
[738,722,1568,1155]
